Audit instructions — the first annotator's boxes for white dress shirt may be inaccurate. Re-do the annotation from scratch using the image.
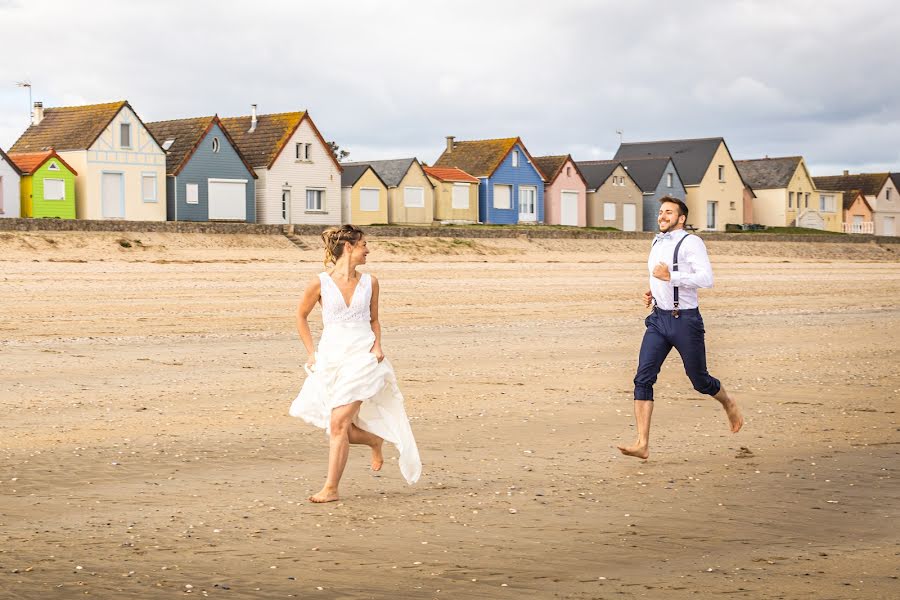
[648,229,713,310]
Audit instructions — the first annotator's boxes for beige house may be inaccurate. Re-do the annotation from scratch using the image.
[423,166,479,223]
[343,158,434,224]
[340,164,388,225]
[813,172,890,235]
[615,137,745,231]
[874,174,899,236]
[577,160,643,230]
[735,156,841,232]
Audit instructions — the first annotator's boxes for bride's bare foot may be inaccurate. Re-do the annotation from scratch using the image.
[721,397,744,433]
[309,487,339,503]
[617,442,649,459]
[370,439,384,472]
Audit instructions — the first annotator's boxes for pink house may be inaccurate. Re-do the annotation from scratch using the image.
[533,155,587,227]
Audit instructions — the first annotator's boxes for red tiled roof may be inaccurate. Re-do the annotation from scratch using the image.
[7,150,77,175]
[435,137,545,179]
[423,166,479,183]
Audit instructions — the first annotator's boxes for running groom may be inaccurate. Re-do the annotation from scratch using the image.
[618,196,743,460]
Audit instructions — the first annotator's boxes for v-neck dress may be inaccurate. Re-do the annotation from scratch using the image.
[289,272,421,484]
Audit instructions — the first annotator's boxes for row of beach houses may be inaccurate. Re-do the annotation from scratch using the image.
[1,100,897,236]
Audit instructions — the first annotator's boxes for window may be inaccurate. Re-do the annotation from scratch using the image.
[788,192,793,208]
[452,183,469,209]
[212,137,220,153]
[820,194,835,212]
[44,178,65,200]
[120,123,131,148]
[667,173,673,188]
[306,189,325,211]
[295,143,302,160]
[730,201,736,210]
[717,165,724,181]
[494,184,511,209]
[162,139,175,151]
[281,189,290,220]
[707,201,718,229]
[142,173,157,202]
[297,143,312,160]
[512,150,519,167]
[186,183,199,204]
[603,202,616,220]
[48,161,60,171]
[566,166,571,177]
[305,143,312,160]
[403,186,425,208]
[887,188,892,200]
[805,193,809,208]
[360,188,380,212]
[519,186,536,217]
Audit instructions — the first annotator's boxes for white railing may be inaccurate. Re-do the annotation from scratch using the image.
[842,222,874,234]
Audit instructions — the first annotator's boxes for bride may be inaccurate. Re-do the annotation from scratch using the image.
[290,224,421,503]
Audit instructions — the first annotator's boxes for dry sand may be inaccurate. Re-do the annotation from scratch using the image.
[0,231,898,599]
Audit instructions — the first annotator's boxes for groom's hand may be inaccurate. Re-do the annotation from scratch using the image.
[652,262,671,281]
[643,290,653,308]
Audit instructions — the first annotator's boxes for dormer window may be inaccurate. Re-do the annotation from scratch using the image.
[120,123,131,148]
[162,139,175,151]
[212,137,220,153]
[512,150,519,167]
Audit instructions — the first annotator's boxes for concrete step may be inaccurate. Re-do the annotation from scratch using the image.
[284,233,311,250]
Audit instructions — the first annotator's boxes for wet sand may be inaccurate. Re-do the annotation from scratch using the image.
[1,231,898,599]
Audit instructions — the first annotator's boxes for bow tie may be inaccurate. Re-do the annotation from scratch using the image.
[655,233,672,241]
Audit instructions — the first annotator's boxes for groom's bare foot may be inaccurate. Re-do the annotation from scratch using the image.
[370,439,384,472]
[721,397,744,433]
[617,443,649,460]
[309,487,339,503]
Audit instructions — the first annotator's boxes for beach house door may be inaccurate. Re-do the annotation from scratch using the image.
[623,203,637,231]
[518,186,537,222]
[560,191,578,226]
[884,216,895,236]
[101,172,124,218]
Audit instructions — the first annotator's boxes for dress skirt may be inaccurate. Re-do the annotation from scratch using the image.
[289,321,421,484]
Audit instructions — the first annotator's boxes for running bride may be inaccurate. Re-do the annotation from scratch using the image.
[290,224,421,503]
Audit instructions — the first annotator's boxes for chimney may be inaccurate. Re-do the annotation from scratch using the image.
[33,101,44,126]
[249,104,258,133]
[843,170,849,176]
[446,136,455,154]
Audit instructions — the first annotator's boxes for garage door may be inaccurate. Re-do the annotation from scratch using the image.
[208,179,247,220]
[623,203,637,231]
[560,191,578,226]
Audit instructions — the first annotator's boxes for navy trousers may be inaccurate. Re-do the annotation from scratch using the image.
[633,308,721,401]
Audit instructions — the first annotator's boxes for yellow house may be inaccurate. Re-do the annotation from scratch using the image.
[615,137,745,231]
[340,164,388,225]
[423,165,479,223]
[343,158,434,224]
[736,156,841,232]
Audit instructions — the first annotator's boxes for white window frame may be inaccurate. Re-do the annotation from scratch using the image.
[305,143,312,160]
[403,186,425,208]
[707,200,718,229]
[666,172,673,187]
[603,202,616,221]
[212,137,220,153]
[295,143,302,160]
[451,183,469,209]
[162,138,175,151]
[519,186,537,219]
[44,178,66,201]
[186,183,199,205]
[141,173,158,203]
[306,188,325,212]
[493,184,511,209]
[820,194,835,212]
[359,187,380,212]
[717,165,725,182]
[281,189,291,221]
[48,161,60,172]
[512,150,519,167]
[120,123,132,148]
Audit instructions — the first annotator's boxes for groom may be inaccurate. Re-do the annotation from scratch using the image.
[618,196,743,459]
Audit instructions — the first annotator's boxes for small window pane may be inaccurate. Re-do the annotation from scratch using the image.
[452,183,469,209]
[306,189,324,211]
[186,183,199,204]
[603,203,616,220]
[45,178,65,200]
[360,188,379,212]
[512,150,519,167]
[142,175,157,202]
[494,184,511,209]
[212,137,220,153]
[121,123,131,147]
[403,187,425,208]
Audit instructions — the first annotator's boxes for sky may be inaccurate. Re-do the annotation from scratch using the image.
[1,0,897,175]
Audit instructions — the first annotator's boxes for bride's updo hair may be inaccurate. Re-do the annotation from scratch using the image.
[322,224,365,266]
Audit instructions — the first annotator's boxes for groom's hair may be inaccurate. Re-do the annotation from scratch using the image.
[659,196,688,220]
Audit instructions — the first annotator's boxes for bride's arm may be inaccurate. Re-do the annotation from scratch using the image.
[369,275,384,362]
[297,276,321,366]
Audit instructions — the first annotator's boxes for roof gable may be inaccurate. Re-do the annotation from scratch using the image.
[341,164,387,188]
[8,150,77,176]
[220,111,342,172]
[617,156,680,193]
[0,147,23,176]
[434,137,543,179]
[614,137,725,186]
[576,160,626,190]
[812,173,889,197]
[735,156,803,190]
[343,158,424,188]
[147,116,257,178]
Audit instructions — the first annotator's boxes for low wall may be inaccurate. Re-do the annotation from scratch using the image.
[1,218,897,244]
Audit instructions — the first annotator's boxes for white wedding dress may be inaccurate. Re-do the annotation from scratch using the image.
[289,271,421,484]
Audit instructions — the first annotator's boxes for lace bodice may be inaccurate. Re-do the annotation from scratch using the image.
[319,272,372,325]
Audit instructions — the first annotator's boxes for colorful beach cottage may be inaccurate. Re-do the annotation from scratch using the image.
[9,150,77,219]
[616,157,686,231]
[532,155,587,227]
[0,147,22,218]
[220,106,342,225]
[813,172,890,235]
[340,164,389,225]
[10,101,166,220]
[342,158,435,224]
[423,166,480,224]
[147,116,257,222]
[433,136,545,224]
[576,160,643,231]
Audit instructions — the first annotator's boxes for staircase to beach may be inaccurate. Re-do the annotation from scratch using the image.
[282,227,311,250]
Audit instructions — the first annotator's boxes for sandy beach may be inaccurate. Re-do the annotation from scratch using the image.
[1,230,898,599]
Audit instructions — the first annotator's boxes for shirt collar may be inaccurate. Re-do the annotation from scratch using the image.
[655,229,688,242]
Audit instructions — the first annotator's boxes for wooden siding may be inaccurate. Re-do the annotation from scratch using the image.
[543,158,586,226]
[874,178,899,236]
[23,158,76,219]
[387,162,434,224]
[429,177,479,223]
[348,169,388,225]
[0,158,20,218]
[479,144,544,224]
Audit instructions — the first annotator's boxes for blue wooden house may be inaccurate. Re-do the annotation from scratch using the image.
[618,157,687,231]
[433,136,545,224]
[147,115,257,222]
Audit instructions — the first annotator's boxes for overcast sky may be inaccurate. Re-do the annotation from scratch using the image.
[1,0,897,174]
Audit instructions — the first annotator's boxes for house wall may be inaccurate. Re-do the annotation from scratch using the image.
[751,188,787,226]
[0,158,21,218]
[874,178,899,236]
[784,161,817,227]
[585,165,642,230]
[170,123,256,222]
[28,158,76,219]
[642,161,686,231]
[260,118,341,225]
[387,162,434,224]
[543,159,586,227]
[844,195,873,223]
[742,187,754,225]
[430,177,479,223]
[76,105,167,221]
[479,144,545,224]
[685,142,743,231]
[349,170,388,225]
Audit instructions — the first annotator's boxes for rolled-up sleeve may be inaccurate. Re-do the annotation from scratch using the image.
[669,237,714,289]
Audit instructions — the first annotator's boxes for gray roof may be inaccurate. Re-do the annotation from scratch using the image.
[341,164,371,187]
[614,137,724,186]
[576,160,620,190]
[618,157,675,193]
[891,173,900,191]
[735,156,802,190]
[343,158,418,187]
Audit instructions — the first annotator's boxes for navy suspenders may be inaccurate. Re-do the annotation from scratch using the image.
[651,233,692,318]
